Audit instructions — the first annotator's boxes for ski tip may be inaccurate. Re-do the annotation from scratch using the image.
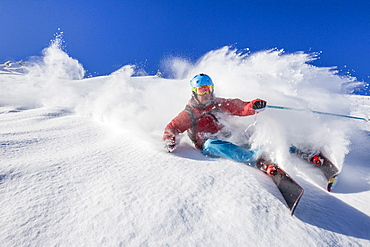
[289,189,304,216]
[327,174,339,192]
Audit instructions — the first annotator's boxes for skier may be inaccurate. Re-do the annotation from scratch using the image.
[163,73,268,167]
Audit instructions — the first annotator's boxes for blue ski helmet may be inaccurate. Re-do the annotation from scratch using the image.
[190,73,214,88]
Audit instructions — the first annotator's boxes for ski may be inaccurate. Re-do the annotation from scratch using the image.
[256,158,304,216]
[290,147,339,192]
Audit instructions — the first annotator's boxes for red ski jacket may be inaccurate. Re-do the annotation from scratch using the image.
[163,97,262,149]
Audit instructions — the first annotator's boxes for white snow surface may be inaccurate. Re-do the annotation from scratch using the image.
[1,37,370,246]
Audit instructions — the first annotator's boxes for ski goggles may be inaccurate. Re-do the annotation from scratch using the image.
[192,85,214,95]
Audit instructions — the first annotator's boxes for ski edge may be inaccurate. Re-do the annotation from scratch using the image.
[288,183,304,216]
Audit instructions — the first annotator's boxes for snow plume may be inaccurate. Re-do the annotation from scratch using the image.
[28,32,85,80]
[0,32,84,109]
[76,65,190,140]
[0,43,363,168]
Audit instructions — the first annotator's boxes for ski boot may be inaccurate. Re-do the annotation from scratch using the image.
[310,155,324,166]
[256,159,278,176]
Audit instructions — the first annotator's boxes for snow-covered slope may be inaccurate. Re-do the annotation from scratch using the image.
[1,38,369,246]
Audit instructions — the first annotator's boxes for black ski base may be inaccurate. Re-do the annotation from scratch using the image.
[292,147,339,192]
[318,153,339,191]
[256,158,304,216]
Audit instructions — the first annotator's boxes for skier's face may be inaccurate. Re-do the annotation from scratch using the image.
[197,93,213,105]
[192,85,214,106]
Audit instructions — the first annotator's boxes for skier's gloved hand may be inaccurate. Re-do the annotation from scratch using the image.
[289,146,297,154]
[165,141,177,153]
[252,99,267,112]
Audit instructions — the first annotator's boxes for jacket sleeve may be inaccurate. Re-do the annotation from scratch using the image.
[163,109,192,143]
[219,98,264,116]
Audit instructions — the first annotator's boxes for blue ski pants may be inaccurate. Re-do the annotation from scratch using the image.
[202,139,259,165]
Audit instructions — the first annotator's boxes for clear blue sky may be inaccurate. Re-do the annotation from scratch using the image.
[1,1,369,87]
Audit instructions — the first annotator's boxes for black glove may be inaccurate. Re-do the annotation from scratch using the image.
[252,100,267,111]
